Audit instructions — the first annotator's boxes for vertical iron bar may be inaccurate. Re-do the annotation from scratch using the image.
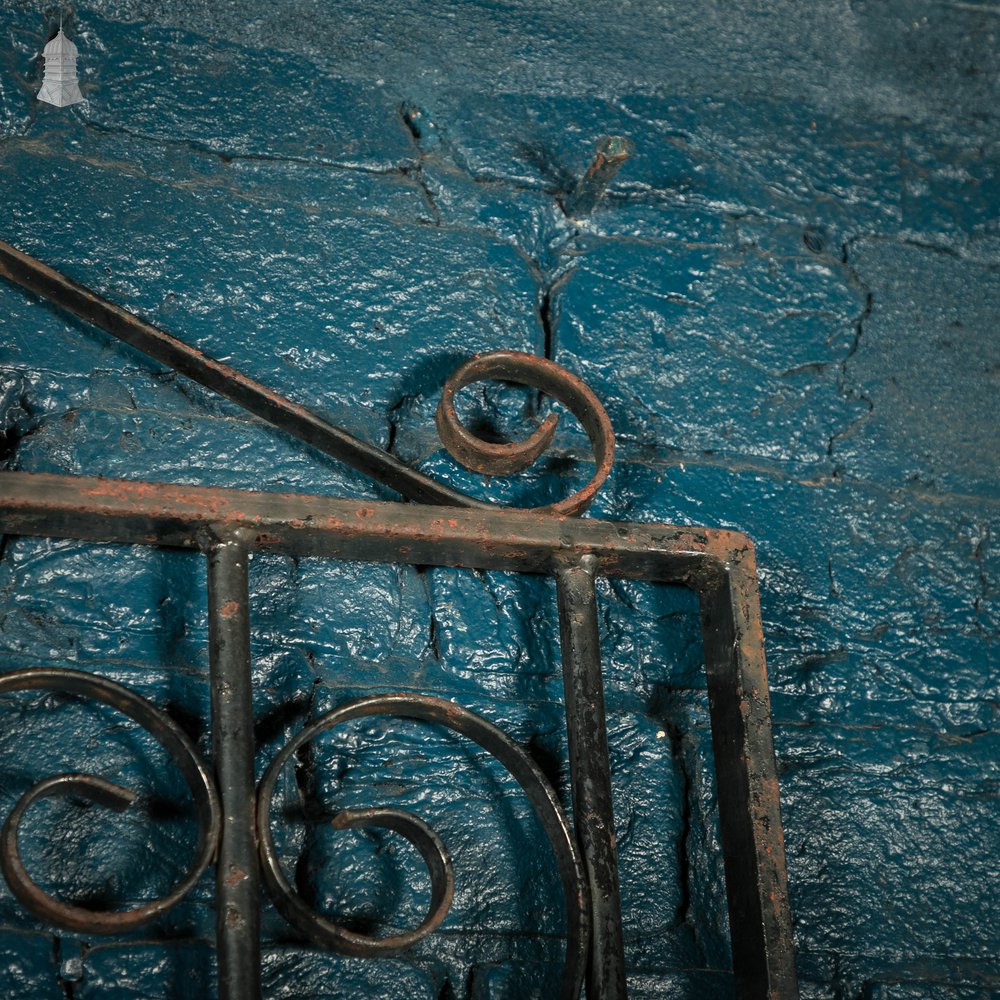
[207,538,261,1000]
[556,555,628,1000]
[700,556,799,999]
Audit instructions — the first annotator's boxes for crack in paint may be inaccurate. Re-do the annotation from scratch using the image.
[398,103,443,226]
[825,236,876,472]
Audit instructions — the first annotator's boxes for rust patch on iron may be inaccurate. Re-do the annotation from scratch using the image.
[225,865,248,887]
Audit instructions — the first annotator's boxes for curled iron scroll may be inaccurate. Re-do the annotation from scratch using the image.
[436,351,615,517]
[0,668,221,934]
[0,240,616,518]
[256,693,589,1000]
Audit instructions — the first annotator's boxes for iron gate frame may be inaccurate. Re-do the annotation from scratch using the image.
[0,471,798,999]
[0,238,799,999]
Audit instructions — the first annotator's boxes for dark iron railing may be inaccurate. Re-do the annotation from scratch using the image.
[0,239,800,999]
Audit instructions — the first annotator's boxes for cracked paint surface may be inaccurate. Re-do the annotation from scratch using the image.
[0,2,998,998]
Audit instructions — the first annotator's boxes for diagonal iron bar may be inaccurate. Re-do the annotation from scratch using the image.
[0,238,484,509]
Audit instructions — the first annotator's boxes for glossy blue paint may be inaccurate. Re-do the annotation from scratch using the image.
[0,2,997,997]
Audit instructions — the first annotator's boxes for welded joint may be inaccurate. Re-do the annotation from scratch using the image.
[554,551,600,578]
[200,526,258,555]
[684,532,757,597]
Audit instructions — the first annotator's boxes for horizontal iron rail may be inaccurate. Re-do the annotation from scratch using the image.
[0,471,732,580]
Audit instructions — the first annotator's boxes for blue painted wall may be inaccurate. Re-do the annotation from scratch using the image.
[0,2,998,997]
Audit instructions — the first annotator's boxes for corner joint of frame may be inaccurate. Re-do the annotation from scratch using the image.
[689,529,757,596]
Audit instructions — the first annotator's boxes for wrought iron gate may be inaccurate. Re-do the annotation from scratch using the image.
[0,240,799,999]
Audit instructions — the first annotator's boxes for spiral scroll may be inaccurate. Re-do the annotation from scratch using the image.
[0,668,221,934]
[435,351,615,517]
[256,693,589,1000]
[0,240,618,518]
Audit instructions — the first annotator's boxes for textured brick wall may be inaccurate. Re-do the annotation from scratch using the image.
[0,3,997,997]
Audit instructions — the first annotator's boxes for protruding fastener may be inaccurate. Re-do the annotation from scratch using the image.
[565,136,634,218]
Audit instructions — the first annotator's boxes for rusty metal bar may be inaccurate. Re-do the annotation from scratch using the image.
[556,555,627,1000]
[0,241,623,516]
[0,471,730,581]
[0,239,484,510]
[207,538,261,1000]
[700,548,799,999]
